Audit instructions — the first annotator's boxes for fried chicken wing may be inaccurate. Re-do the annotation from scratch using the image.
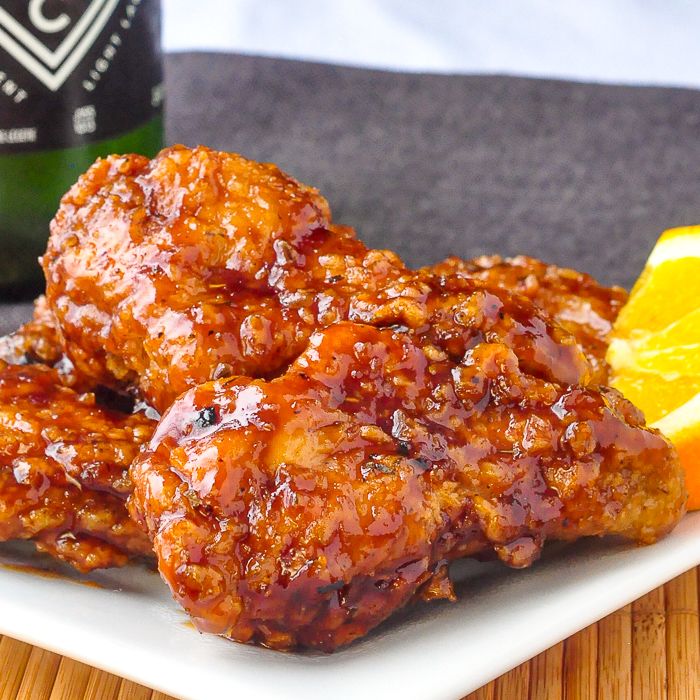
[0,361,154,571]
[428,255,627,383]
[41,145,682,620]
[44,147,628,414]
[0,296,75,376]
[130,279,684,651]
[43,146,410,412]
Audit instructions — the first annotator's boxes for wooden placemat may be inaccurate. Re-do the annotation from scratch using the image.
[1,568,697,700]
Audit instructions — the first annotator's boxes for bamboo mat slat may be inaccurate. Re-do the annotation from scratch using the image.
[465,686,494,700]
[596,605,632,700]
[632,588,667,699]
[529,641,564,700]
[16,647,61,700]
[2,571,700,700]
[0,638,32,700]
[563,623,598,700]
[49,659,94,700]
[494,663,530,700]
[664,570,700,700]
[116,680,152,700]
[83,669,122,700]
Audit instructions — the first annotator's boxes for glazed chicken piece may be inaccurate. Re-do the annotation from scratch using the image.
[44,145,627,411]
[43,145,409,412]
[0,296,67,368]
[0,299,155,571]
[428,256,627,383]
[130,277,684,651]
[0,295,100,393]
[0,361,154,571]
[42,145,681,608]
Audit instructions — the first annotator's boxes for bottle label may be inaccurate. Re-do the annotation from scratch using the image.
[0,0,162,153]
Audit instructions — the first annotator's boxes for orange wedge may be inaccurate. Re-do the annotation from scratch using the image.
[607,225,700,509]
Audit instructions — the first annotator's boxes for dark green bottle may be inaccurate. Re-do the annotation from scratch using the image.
[0,0,163,298]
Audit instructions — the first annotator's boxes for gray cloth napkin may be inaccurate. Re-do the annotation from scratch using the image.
[3,52,700,334]
[1,303,34,335]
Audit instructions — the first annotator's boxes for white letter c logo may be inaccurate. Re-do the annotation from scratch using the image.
[29,0,71,34]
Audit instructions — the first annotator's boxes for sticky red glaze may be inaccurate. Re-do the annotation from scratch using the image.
[0,362,154,571]
[0,296,62,367]
[43,145,409,411]
[0,296,85,389]
[131,314,684,651]
[38,145,681,647]
[43,147,624,413]
[428,255,628,383]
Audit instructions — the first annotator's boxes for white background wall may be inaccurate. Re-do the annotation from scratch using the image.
[162,0,700,88]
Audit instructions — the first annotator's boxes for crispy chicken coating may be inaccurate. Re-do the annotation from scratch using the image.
[0,296,67,368]
[43,146,409,412]
[43,146,627,412]
[0,295,94,394]
[42,145,681,626]
[0,361,154,571]
[130,279,684,651]
[428,255,627,383]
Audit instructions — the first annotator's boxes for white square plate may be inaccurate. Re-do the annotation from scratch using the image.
[1,513,700,700]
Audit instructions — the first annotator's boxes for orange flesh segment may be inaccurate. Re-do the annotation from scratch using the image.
[614,258,700,338]
[610,371,700,424]
[607,225,700,509]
